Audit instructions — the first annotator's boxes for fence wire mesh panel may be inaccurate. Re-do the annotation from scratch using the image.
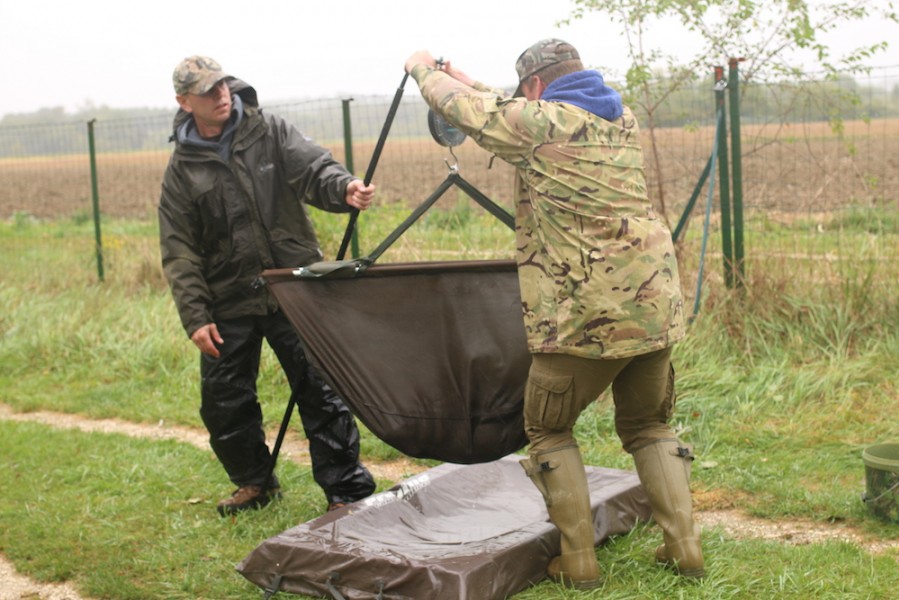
[1,67,896,303]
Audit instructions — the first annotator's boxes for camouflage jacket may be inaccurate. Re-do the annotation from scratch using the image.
[412,65,685,359]
[159,79,355,338]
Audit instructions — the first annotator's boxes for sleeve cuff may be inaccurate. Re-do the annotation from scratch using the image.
[410,63,433,83]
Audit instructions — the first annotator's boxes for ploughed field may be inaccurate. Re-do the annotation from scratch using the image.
[1,119,895,222]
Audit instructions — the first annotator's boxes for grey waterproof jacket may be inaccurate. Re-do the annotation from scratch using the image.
[159,79,355,338]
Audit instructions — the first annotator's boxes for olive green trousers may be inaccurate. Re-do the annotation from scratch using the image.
[524,346,677,455]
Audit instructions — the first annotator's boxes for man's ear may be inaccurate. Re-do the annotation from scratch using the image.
[176,95,193,113]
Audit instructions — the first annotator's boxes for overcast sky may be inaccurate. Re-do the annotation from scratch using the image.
[2,0,898,118]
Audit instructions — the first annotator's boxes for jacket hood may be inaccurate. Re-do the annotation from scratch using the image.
[170,77,259,135]
[541,70,623,122]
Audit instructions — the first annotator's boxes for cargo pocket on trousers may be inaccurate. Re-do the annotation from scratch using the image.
[661,363,677,421]
[525,371,576,430]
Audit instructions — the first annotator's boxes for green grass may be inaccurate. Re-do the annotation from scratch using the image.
[5,421,896,600]
[1,207,898,599]
[1,421,319,600]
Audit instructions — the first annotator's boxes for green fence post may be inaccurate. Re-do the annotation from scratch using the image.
[87,119,104,282]
[728,58,746,288]
[341,98,359,259]
[714,66,734,288]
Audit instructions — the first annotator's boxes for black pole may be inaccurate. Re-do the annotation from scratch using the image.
[336,72,409,260]
[264,394,297,491]
[341,98,360,258]
[87,119,104,282]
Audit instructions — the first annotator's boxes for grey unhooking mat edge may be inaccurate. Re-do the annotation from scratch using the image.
[237,456,651,600]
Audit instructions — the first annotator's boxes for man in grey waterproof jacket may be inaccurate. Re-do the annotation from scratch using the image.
[159,55,376,516]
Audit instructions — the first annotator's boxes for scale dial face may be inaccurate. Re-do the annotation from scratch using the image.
[427,109,466,147]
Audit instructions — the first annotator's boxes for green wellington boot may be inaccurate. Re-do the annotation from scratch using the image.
[521,445,601,589]
[632,439,705,578]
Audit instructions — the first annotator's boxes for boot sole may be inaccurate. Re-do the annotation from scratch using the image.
[548,574,602,590]
[216,491,282,516]
[675,567,705,579]
[657,559,705,579]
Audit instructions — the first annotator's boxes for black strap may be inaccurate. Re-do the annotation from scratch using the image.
[262,574,283,600]
[323,571,388,600]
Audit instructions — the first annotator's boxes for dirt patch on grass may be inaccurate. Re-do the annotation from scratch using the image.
[697,510,899,555]
[692,483,899,556]
[0,403,423,484]
[0,554,88,600]
[1,402,896,598]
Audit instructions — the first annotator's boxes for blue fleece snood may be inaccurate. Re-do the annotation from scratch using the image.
[541,70,623,121]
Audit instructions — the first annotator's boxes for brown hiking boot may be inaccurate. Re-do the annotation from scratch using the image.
[216,485,282,517]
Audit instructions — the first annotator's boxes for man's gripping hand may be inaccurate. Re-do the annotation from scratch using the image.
[345,179,375,211]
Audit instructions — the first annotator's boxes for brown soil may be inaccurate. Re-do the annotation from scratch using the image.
[2,118,896,221]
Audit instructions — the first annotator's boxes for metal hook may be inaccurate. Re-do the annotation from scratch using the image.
[444,147,460,173]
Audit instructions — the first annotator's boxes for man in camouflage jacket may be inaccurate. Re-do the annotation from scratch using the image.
[159,56,376,516]
[405,40,704,587]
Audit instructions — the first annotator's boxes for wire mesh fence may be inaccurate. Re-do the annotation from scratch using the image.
[1,67,896,305]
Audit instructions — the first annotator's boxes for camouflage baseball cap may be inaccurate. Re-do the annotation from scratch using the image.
[514,38,580,97]
[173,55,230,96]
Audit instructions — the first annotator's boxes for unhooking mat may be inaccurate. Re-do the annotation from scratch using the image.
[237,456,651,600]
[262,260,530,464]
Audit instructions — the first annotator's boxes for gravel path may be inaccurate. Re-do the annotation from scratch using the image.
[2,403,896,598]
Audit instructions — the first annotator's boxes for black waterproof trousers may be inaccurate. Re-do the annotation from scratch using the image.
[199,311,376,505]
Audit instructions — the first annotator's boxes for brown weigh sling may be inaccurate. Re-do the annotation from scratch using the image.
[259,70,529,470]
[262,170,528,465]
